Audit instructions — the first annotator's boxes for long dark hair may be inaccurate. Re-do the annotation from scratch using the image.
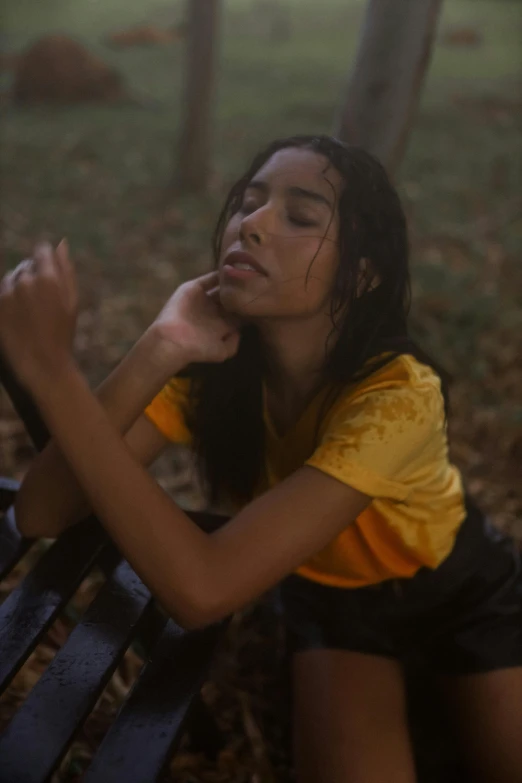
[184,135,450,506]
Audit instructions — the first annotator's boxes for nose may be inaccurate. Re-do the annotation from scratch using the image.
[239,205,271,246]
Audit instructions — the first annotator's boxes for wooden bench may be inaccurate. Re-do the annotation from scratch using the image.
[0,353,231,783]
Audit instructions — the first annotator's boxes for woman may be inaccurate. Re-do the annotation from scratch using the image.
[1,135,521,783]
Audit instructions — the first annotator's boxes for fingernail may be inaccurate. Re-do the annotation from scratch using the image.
[57,237,69,255]
[35,241,52,255]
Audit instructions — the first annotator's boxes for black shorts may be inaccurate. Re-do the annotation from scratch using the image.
[277,499,522,675]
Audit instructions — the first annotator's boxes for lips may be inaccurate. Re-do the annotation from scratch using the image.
[222,249,268,276]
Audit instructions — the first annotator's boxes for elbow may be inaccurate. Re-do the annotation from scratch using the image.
[14,495,58,539]
[14,513,49,540]
[13,498,37,539]
[178,610,227,632]
[171,586,231,632]
[176,611,211,632]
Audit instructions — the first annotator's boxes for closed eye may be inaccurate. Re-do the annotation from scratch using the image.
[288,216,317,228]
[238,197,318,228]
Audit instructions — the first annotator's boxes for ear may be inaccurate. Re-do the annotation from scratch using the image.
[356,258,381,297]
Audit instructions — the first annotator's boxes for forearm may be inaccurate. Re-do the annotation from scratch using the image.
[15,328,186,537]
[30,361,210,628]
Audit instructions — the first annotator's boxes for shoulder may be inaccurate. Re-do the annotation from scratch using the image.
[316,353,446,454]
[354,353,441,396]
[307,354,448,501]
[329,354,443,426]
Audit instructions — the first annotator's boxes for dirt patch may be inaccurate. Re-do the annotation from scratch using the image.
[441,26,483,47]
[12,35,125,105]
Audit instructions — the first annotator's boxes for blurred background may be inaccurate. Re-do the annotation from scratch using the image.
[0,1,521,780]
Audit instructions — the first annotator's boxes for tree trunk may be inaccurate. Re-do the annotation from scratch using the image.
[335,0,444,174]
[175,0,222,193]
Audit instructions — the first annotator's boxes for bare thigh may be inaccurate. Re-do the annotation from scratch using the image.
[442,666,522,783]
[291,648,417,783]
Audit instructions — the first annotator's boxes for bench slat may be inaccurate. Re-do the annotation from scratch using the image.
[0,354,50,451]
[0,476,20,512]
[0,557,153,783]
[0,506,32,582]
[83,619,226,783]
[0,518,108,691]
[83,514,230,781]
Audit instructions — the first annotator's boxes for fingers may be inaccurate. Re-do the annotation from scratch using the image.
[204,281,241,329]
[55,238,77,307]
[0,269,15,296]
[196,270,220,291]
[15,259,34,277]
[32,241,55,277]
[1,240,76,313]
[13,259,34,279]
[0,260,33,294]
[206,285,220,301]
[17,239,76,306]
[55,238,69,280]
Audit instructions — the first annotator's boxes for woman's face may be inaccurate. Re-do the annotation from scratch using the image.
[218,148,343,320]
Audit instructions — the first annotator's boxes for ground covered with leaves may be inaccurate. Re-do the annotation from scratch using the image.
[0,0,521,780]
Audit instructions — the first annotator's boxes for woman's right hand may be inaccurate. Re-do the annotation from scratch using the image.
[150,271,241,366]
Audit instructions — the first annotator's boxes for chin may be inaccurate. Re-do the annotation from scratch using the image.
[219,286,269,319]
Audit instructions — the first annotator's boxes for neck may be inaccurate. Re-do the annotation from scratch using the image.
[257,312,335,403]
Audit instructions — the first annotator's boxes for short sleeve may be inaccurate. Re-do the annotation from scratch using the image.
[144,377,192,445]
[305,379,443,502]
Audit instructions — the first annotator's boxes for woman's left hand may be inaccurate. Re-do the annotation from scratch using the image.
[0,239,79,388]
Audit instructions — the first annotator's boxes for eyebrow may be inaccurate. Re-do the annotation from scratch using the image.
[246,180,332,209]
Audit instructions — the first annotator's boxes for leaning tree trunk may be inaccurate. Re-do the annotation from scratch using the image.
[175,0,222,193]
[335,0,444,174]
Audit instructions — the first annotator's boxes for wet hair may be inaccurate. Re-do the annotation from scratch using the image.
[183,134,450,506]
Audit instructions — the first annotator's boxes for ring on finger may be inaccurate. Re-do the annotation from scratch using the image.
[12,259,34,281]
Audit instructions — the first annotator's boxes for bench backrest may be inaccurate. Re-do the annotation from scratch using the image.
[0,354,229,783]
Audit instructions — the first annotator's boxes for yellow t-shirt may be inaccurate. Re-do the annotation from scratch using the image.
[144,354,466,588]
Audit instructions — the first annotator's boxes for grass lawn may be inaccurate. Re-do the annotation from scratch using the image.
[1,0,520,486]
